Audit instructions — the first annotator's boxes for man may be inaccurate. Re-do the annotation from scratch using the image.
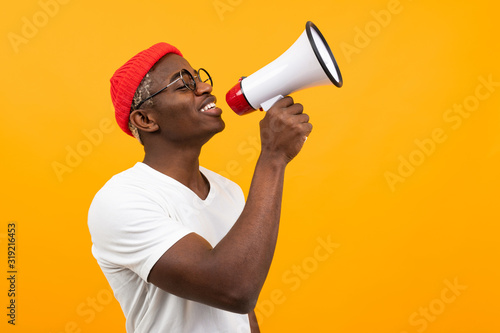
[88,42,312,332]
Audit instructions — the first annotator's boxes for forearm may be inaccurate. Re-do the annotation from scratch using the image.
[210,153,286,304]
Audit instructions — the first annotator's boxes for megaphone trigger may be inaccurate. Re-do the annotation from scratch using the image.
[260,95,284,111]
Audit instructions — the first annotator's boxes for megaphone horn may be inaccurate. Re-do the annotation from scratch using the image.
[226,21,343,116]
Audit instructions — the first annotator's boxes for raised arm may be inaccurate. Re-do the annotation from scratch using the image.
[148,96,312,314]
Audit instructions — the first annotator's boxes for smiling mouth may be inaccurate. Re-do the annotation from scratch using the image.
[200,102,217,112]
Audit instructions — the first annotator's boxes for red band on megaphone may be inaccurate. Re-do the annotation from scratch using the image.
[226,79,256,116]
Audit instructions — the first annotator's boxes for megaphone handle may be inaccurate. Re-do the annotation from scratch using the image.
[260,95,284,111]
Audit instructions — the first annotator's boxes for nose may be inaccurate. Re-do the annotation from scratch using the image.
[194,80,213,96]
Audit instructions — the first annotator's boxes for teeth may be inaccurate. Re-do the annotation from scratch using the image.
[200,102,216,112]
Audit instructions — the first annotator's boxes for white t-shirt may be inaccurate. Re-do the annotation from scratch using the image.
[88,162,250,333]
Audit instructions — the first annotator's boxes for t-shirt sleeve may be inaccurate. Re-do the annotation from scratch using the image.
[88,184,193,282]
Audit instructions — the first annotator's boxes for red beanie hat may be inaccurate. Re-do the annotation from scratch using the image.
[110,42,183,136]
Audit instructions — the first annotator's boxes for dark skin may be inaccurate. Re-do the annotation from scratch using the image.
[130,54,312,332]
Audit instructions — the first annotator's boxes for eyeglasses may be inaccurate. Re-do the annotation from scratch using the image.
[133,68,212,110]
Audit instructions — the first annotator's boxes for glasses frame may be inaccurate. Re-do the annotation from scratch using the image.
[133,68,212,110]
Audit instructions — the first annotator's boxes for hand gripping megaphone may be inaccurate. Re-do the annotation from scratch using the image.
[226,21,343,115]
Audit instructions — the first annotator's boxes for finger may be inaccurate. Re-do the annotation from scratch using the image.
[302,122,313,137]
[284,102,304,115]
[296,113,310,123]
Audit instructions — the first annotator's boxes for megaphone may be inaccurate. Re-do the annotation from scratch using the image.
[226,21,343,115]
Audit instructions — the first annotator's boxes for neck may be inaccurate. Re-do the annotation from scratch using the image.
[142,142,208,199]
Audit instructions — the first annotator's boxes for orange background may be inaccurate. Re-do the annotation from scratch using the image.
[1,0,499,332]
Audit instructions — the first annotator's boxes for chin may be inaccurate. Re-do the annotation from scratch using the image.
[218,118,226,132]
[210,117,225,134]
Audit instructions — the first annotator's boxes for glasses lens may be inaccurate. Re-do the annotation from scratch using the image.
[198,68,213,86]
[180,69,196,91]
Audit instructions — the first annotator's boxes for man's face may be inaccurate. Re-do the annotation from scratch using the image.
[146,53,224,145]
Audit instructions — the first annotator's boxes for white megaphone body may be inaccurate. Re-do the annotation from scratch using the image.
[226,21,343,115]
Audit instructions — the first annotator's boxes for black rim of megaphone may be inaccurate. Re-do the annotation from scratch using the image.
[306,21,343,88]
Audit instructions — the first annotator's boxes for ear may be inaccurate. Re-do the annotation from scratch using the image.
[129,109,160,133]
